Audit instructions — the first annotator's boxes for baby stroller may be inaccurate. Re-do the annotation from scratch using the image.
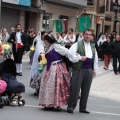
[0,80,7,108]
[0,59,25,107]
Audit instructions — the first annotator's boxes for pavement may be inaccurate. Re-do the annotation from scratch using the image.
[0,54,120,120]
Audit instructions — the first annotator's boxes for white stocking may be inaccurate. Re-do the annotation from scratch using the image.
[16,64,19,73]
[19,64,22,73]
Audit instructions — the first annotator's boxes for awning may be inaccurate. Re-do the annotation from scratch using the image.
[44,0,87,9]
[1,2,45,14]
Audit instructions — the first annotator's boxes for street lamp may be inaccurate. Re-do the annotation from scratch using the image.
[113,1,120,33]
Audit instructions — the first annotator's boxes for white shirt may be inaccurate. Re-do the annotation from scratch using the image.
[55,36,64,45]
[16,32,22,44]
[64,34,76,43]
[68,41,98,71]
[46,43,69,57]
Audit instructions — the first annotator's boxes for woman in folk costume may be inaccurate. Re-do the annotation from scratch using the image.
[30,31,46,95]
[97,35,106,60]
[38,34,71,110]
[1,28,10,43]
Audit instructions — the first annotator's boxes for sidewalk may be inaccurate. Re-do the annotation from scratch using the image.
[90,62,120,102]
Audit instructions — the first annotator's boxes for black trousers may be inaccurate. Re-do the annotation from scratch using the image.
[113,56,120,73]
[13,48,24,64]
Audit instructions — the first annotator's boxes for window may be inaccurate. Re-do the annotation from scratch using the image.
[87,0,94,6]
[43,13,52,31]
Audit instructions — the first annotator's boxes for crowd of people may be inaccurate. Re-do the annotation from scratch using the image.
[97,33,120,75]
[0,23,120,113]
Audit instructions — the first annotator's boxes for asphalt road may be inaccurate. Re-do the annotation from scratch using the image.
[0,57,120,120]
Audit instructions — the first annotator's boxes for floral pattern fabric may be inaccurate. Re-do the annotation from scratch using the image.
[38,62,71,107]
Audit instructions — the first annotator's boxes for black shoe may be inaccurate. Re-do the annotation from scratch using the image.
[80,109,90,114]
[19,72,22,76]
[56,106,62,111]
[43,107,54,111]
[34,92,38,96]
[67,107,73,113]
[16,73,19,76]
[115,72,119,75]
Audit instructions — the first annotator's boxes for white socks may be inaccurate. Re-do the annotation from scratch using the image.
[16,63,22,73]
[19,64,22,73]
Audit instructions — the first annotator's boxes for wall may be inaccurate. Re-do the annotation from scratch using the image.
[1,7,19,34]
[43,3,78,17]
[43,3,78,34]
[60,0,87,6]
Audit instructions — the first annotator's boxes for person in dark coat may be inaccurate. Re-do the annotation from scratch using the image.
[110,35,120,75]
[8,24,27,76]
[97,35,106,60]
[102,36,112,70]
[90,33,98,52]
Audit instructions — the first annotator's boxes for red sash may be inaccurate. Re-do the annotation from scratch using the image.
[16,43,23,48]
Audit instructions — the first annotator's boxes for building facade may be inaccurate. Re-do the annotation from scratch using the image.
[83,0,105,40]
[85,0,120,39]
[0,0,87,34]
[41,0,87,34]
[104,0,120,34]
[1,0,45,33]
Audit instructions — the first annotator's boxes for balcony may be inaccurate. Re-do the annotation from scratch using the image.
[43,0,87,8]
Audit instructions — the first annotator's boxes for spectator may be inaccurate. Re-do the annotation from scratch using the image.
[110,35,120,75]
[102,36,112,70]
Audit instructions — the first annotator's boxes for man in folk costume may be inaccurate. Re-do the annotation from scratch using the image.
[8,24,27,76]
[63,28,76,71]
[64,28,76,49]
[67,29,98,114]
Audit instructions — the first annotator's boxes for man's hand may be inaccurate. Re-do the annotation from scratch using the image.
[81,56,87,61]
[93,71,96,77]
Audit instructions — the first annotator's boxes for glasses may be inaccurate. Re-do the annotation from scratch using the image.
[84,34,92,36]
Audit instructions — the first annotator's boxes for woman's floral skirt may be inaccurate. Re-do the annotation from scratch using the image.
[38,62,71,107]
